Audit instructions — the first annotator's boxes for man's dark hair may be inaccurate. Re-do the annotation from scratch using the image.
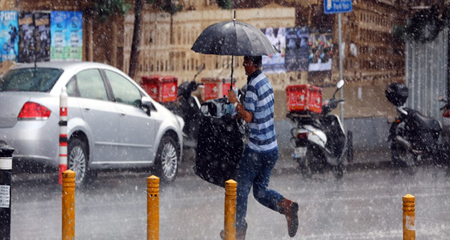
[245,55,262,69]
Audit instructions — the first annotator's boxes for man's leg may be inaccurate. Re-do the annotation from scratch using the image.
[235,147,259,231]
[252,148,299,238]
[252,148,282,210]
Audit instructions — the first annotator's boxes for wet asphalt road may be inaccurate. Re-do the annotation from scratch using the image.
[9,155,450,240]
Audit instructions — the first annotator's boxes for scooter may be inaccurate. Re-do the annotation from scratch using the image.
[386,83,444,170]
[287,80,349,180]
[177,79,246,188]
[173,65,246,149]
[439,96,450,144]
[176,80,203,148]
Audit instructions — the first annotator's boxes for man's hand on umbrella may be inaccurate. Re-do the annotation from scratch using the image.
[228,89,238,104]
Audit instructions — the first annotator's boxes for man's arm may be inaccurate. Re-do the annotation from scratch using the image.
[228,89,253,123]
[235,102,253,123]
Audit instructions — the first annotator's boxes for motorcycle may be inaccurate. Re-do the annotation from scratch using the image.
[386,83,445,170]
[287,80,350,180]
[438,96,450,142]
[175,77,246,188]
[172,65,246,150]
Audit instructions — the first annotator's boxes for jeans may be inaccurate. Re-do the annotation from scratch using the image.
[235,146,283,230]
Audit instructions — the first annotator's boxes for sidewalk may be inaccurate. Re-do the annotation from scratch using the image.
[271,147,392,176]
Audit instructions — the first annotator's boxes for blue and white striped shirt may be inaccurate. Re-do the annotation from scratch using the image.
[244,71,278,152]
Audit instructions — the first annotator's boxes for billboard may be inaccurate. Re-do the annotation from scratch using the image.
[260,27,333,73]
[261,27,286,73]
[308,30,333,72]
[285,27,309,72]
[0,11,18,62]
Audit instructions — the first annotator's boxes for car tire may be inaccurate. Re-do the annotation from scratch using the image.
[68,138,90,186]
[153,135,179,182]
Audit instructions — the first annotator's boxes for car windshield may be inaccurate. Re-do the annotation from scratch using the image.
[0,68,63,92]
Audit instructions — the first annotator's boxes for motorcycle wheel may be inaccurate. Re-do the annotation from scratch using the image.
[347,131,354,163]
[434,142,450,168]
[298,147,314,179]
[391,142,417,174]
[333,163,344,180]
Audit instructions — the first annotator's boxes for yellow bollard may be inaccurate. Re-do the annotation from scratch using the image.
[62,170,76,240]
[403,194,415,240]
[224,179,237,240]
[147,175,160,240]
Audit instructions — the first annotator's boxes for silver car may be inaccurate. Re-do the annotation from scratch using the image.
[0,61,184,185]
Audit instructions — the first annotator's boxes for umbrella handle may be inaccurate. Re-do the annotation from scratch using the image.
[230,55,234,91]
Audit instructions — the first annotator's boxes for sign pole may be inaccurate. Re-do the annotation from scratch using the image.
[324,0,351,129]
[338,13,344,128]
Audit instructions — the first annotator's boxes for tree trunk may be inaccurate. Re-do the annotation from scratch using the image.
[129,0,143,79]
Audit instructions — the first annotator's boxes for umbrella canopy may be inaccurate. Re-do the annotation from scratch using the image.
[191,20,278,56]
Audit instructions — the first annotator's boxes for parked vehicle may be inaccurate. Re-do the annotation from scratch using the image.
[287,80,350,179]
[175,80,203,149]
[386,83,445,171]
[439,96,450,144]
[172,65,246,150]
[0,61,184,185]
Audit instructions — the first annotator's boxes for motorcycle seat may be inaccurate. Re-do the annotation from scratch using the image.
[410,110,441,132]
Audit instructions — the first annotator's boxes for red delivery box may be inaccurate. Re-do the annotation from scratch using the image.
[286,84,322,114]
[141,75,178,103]
[201,78,221,101]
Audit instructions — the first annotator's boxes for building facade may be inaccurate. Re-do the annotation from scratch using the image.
[1,0,448,119]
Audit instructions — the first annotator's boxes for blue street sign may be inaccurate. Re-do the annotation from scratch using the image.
[324,0,352,14]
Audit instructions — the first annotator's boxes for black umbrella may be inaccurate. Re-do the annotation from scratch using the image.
[191,19,278,56]
[191,17,278,86]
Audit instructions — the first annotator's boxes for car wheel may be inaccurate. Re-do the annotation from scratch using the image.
[153,135,179,182]
[68,138,89,186]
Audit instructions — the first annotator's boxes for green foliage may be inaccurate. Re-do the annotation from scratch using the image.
[392,5,447,43]
[146,0,183,15]
[391,25,406,41]
[95,0,132,22]
[217,0,231,9]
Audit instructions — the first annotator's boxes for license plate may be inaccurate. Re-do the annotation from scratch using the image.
[294,147,307,158]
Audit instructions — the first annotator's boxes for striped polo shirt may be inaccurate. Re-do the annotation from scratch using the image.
[244,70,278,152]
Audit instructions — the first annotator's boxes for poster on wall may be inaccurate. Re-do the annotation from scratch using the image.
[50,11,67,61]
[18,12,51,63]
[0,11,18,62]
[285,27,309,72]
[261,27,286,73]
[308,30,333,72]
[34,12,51,62]
[18,12,35,63]
[51,11,82,61]
[67,11,82,61]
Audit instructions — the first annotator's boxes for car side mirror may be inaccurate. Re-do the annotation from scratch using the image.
[141,96,153,116]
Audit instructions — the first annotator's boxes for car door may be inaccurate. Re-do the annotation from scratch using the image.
[67,68,120,163]
[103,69,157,163]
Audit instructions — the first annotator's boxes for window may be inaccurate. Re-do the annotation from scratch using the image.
[66,77,77,97]
[75,69,108,100]
[0,68,62,92]
[105,70,142,107]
